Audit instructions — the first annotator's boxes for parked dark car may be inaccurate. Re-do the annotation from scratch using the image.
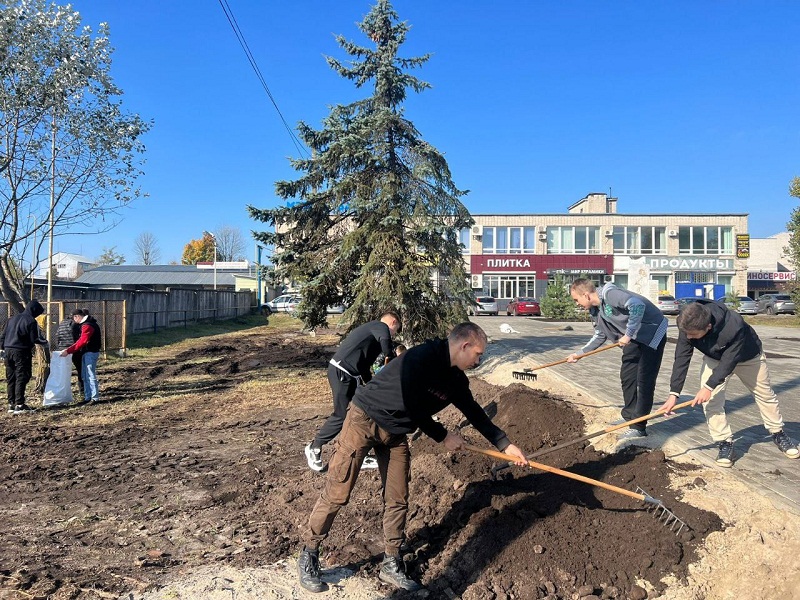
[756,294,796,315]
[656,294,680,315]
[469,296,499,316]
[675,297,703,308]
[506,297,541,316]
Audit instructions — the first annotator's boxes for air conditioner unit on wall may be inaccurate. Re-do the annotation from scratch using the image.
[471,225,483,237]
[668,229,678,237]
[471,274,483,288]
[605,229,613,237]
[538,232,547,241]
[604,274,613,282]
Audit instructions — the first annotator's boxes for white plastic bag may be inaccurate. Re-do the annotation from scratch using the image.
[43,353,74,406]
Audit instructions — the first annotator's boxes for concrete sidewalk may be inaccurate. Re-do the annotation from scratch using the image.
[472,315,800,515]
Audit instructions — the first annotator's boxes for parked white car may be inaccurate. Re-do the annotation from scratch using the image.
[263,294,302,313]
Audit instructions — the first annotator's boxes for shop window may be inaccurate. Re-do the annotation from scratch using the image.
[547,226,600,254]
[458,228,470,254]
[482,226,538,254]
[612,226,666,254]
[481,274,537,299]
[678,226,734,255]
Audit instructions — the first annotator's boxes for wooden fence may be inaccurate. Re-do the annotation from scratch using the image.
[1,288,254,354]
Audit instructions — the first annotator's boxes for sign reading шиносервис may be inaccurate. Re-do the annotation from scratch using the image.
[747,272,797,281]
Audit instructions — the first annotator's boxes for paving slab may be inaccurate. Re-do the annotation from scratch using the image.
[472,315,800,515]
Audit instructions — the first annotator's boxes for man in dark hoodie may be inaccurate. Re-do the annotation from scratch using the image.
[60,309,102,404]
[304,311,401,472]
[296,322,527,593]
[663,300,799,466]
[1,299,49,414]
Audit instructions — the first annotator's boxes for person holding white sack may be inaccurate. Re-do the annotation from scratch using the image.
[60,309,102,405]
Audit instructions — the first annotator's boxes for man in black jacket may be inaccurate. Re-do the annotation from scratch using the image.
[663,300,799,466]
[296,322,527,593]
[1,299,49,414]
[304,311,401,472]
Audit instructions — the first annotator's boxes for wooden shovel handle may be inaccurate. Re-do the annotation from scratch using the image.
[526,342,621,372]
[528,398,696,459]
[464,444,646,502]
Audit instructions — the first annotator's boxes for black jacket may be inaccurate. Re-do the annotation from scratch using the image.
[0,300,47,351]
[332,320,393,382]
[352,338,510,450]
[669,299,763,393]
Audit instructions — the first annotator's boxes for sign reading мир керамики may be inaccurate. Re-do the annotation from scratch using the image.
[747,272,797,281]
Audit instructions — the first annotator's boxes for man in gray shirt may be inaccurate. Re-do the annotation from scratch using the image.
[567,279,668,439]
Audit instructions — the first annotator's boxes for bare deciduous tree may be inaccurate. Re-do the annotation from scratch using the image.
[133,232,161,265]
[215,225,247,262]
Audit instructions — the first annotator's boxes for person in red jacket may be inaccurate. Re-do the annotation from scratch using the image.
[60,310,102,404]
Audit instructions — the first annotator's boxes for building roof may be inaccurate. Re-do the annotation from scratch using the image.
[75,264,250,287]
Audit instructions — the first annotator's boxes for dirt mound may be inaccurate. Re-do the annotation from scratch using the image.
[0,326,722,600]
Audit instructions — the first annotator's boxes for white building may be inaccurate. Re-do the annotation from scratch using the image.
[36,252,97,280]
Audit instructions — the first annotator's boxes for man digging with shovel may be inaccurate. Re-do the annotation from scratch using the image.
[296,322,527,593]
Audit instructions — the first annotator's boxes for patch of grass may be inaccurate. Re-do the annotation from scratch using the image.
[126,314,271,352]
[743,315,800,328]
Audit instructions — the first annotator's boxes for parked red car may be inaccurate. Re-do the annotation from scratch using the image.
[506,297,541,316]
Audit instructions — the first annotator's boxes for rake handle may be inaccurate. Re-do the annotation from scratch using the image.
[464,444,646,502]
[525,342,621,372]
[528,398,696,459]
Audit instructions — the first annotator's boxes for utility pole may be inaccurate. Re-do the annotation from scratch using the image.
[203,231,217,290]
[47,116,56,316]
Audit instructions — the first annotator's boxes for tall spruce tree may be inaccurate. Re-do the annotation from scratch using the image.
[248,0,473,340]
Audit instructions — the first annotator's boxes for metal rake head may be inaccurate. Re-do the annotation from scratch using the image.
[512,370,537,381]
[636,486,689,535]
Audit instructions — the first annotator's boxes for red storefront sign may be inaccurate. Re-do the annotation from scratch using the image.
[471,254,613,279]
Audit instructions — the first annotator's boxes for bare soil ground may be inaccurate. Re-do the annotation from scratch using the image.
[1,316,799,600]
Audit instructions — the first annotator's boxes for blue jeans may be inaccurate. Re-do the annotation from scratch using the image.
[82,352,100,401]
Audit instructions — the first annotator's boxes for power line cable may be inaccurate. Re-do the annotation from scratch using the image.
[217,0,308,158]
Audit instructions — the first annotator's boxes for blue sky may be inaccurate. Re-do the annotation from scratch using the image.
[57,1,800,264]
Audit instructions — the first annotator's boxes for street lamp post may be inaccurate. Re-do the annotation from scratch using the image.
[255,243,264,306]
[203,231,217,290]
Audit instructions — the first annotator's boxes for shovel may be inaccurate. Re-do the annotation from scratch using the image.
[512,342,622,381]
[490,398,696,479]
[464,444,688,535]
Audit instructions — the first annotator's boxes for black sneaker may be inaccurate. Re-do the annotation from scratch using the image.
[772,431,800,459]
[12,404,35,415]
[297,549,326,593]
[7,405,14,414]
[378,555,422,592]
[716,440,734,467]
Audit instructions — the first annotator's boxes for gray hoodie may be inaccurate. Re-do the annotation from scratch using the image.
[581,284,667,353]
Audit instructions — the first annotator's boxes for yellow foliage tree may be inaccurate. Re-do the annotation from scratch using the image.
[182,233,216,265]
